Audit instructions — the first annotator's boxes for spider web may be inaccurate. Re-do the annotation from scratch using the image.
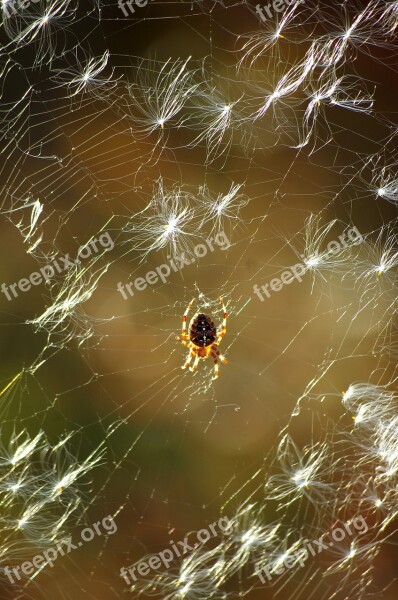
[0,1,397,599]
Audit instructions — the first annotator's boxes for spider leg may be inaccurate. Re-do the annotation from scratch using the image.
[182,349,195,370]
[176,336,191,348]
[189,355,200,373]
[210,350,220,379]
[181,298,195,339]
[217,297,228,343]
[213,344,228,365]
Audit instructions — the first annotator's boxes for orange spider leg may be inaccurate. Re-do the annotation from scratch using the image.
[182,348,196,370]
[210,350,220,379]
[213,344,228,365]
[217,297,228,342]
[181,298,195,340]
[176,336,191,348]
[190,354,200,372]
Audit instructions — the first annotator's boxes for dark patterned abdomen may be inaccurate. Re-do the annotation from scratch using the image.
[189,314,217,347]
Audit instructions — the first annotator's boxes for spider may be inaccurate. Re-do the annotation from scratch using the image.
[176,297,228,379]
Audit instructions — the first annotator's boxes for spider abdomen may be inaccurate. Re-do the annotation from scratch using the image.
[189,313,217,347]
